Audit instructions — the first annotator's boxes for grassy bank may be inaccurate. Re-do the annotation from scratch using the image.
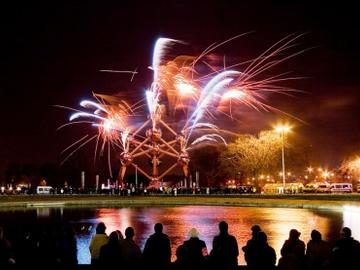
[1,194,360,210]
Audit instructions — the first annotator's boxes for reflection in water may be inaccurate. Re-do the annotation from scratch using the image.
[78,206,344,264]
[0,205,354,265]
[343,205,360,240]
[36,207,63,218]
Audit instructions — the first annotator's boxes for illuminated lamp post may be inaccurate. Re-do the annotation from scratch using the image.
[275,125,291,191]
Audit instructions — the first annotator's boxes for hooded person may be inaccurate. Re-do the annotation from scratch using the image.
[278,229,305,270]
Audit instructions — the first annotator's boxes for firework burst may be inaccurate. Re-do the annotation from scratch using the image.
[58,34,305,186]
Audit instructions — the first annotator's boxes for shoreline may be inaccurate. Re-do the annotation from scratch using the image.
[1,194,360,210]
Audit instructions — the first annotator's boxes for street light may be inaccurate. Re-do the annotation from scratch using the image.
[135,164,138,188]
[275,124,291,191]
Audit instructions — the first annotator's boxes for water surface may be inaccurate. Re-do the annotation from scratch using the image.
[1,205,360,264]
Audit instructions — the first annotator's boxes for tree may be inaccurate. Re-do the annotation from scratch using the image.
[189,144,223,186]
[339,157,360,186]
[222,130,282,185]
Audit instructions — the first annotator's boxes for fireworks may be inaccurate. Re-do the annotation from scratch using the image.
[58,34,304,186]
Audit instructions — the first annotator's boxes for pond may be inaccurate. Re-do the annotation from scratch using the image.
[1,205,360,264]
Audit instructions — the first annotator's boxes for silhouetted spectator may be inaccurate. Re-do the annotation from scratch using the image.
[210,221,239,270]
[0,226,16,270]
[143,223,171,270]
[331,227,360,270]
[306,229,331,270]
[183,228,208,270]
[58,224,78,269]
[89,222,108,267]
[99,230,123,268]
[121,227,142,270]
[278,229,305,270]
[171,244,190,270]
[36,224,60,270]
[14,226,38,269]
[242,224,261,266]
[115,229,124,240]
[248,231,276,270]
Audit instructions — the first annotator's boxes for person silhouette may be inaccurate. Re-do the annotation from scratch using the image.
[210,221,239,270]
[121,227,142,270]
[242,224,261,266]
[306,229,330,270]
[331,227,360,270]
[143,223,171,270]
[89,222,108,268]
[278,229,305,270]
[99,230,123,268]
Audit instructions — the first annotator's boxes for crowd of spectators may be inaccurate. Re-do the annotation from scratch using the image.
[1,221,360,270]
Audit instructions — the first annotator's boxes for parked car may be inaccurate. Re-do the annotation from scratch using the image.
[330,183,352,193]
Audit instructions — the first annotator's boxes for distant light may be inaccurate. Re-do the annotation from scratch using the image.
[274,125,291,133]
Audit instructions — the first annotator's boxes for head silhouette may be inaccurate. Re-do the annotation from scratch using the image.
[219,221,228,234]
[154,223,163,233]
[109,231,120,243]
[251,225,261,237]
[257,231,267,245]
[96,222,106,234]
[116,230,124,240]
[342,227,352,238]
[289,229,301,240]
[125,227,135,239]
[311,230,322,241]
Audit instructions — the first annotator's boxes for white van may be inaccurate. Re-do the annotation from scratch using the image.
[330,183,352,193]
[304,182,330,193]
[36,186,53,194]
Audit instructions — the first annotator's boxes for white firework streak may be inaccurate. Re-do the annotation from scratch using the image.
[187,134,227,150]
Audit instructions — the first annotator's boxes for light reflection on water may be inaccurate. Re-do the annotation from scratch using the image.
[343,205,360,240]
[74,206,345,264]
[1,205,355,265]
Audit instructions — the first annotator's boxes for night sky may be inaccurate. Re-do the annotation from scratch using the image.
[1,1,360,178]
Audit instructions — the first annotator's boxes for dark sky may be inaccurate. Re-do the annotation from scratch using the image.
[1,1,360,176]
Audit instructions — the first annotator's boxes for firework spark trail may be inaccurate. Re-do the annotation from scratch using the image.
[152,38,181,84]
[69,112,106,122]
[184,70,240,139]
[59,95,138,166]
[60,134,98,166]
[190,33,252,76]
[187,133,227,150]
[56,121,95,131]
[80,100,109,113]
